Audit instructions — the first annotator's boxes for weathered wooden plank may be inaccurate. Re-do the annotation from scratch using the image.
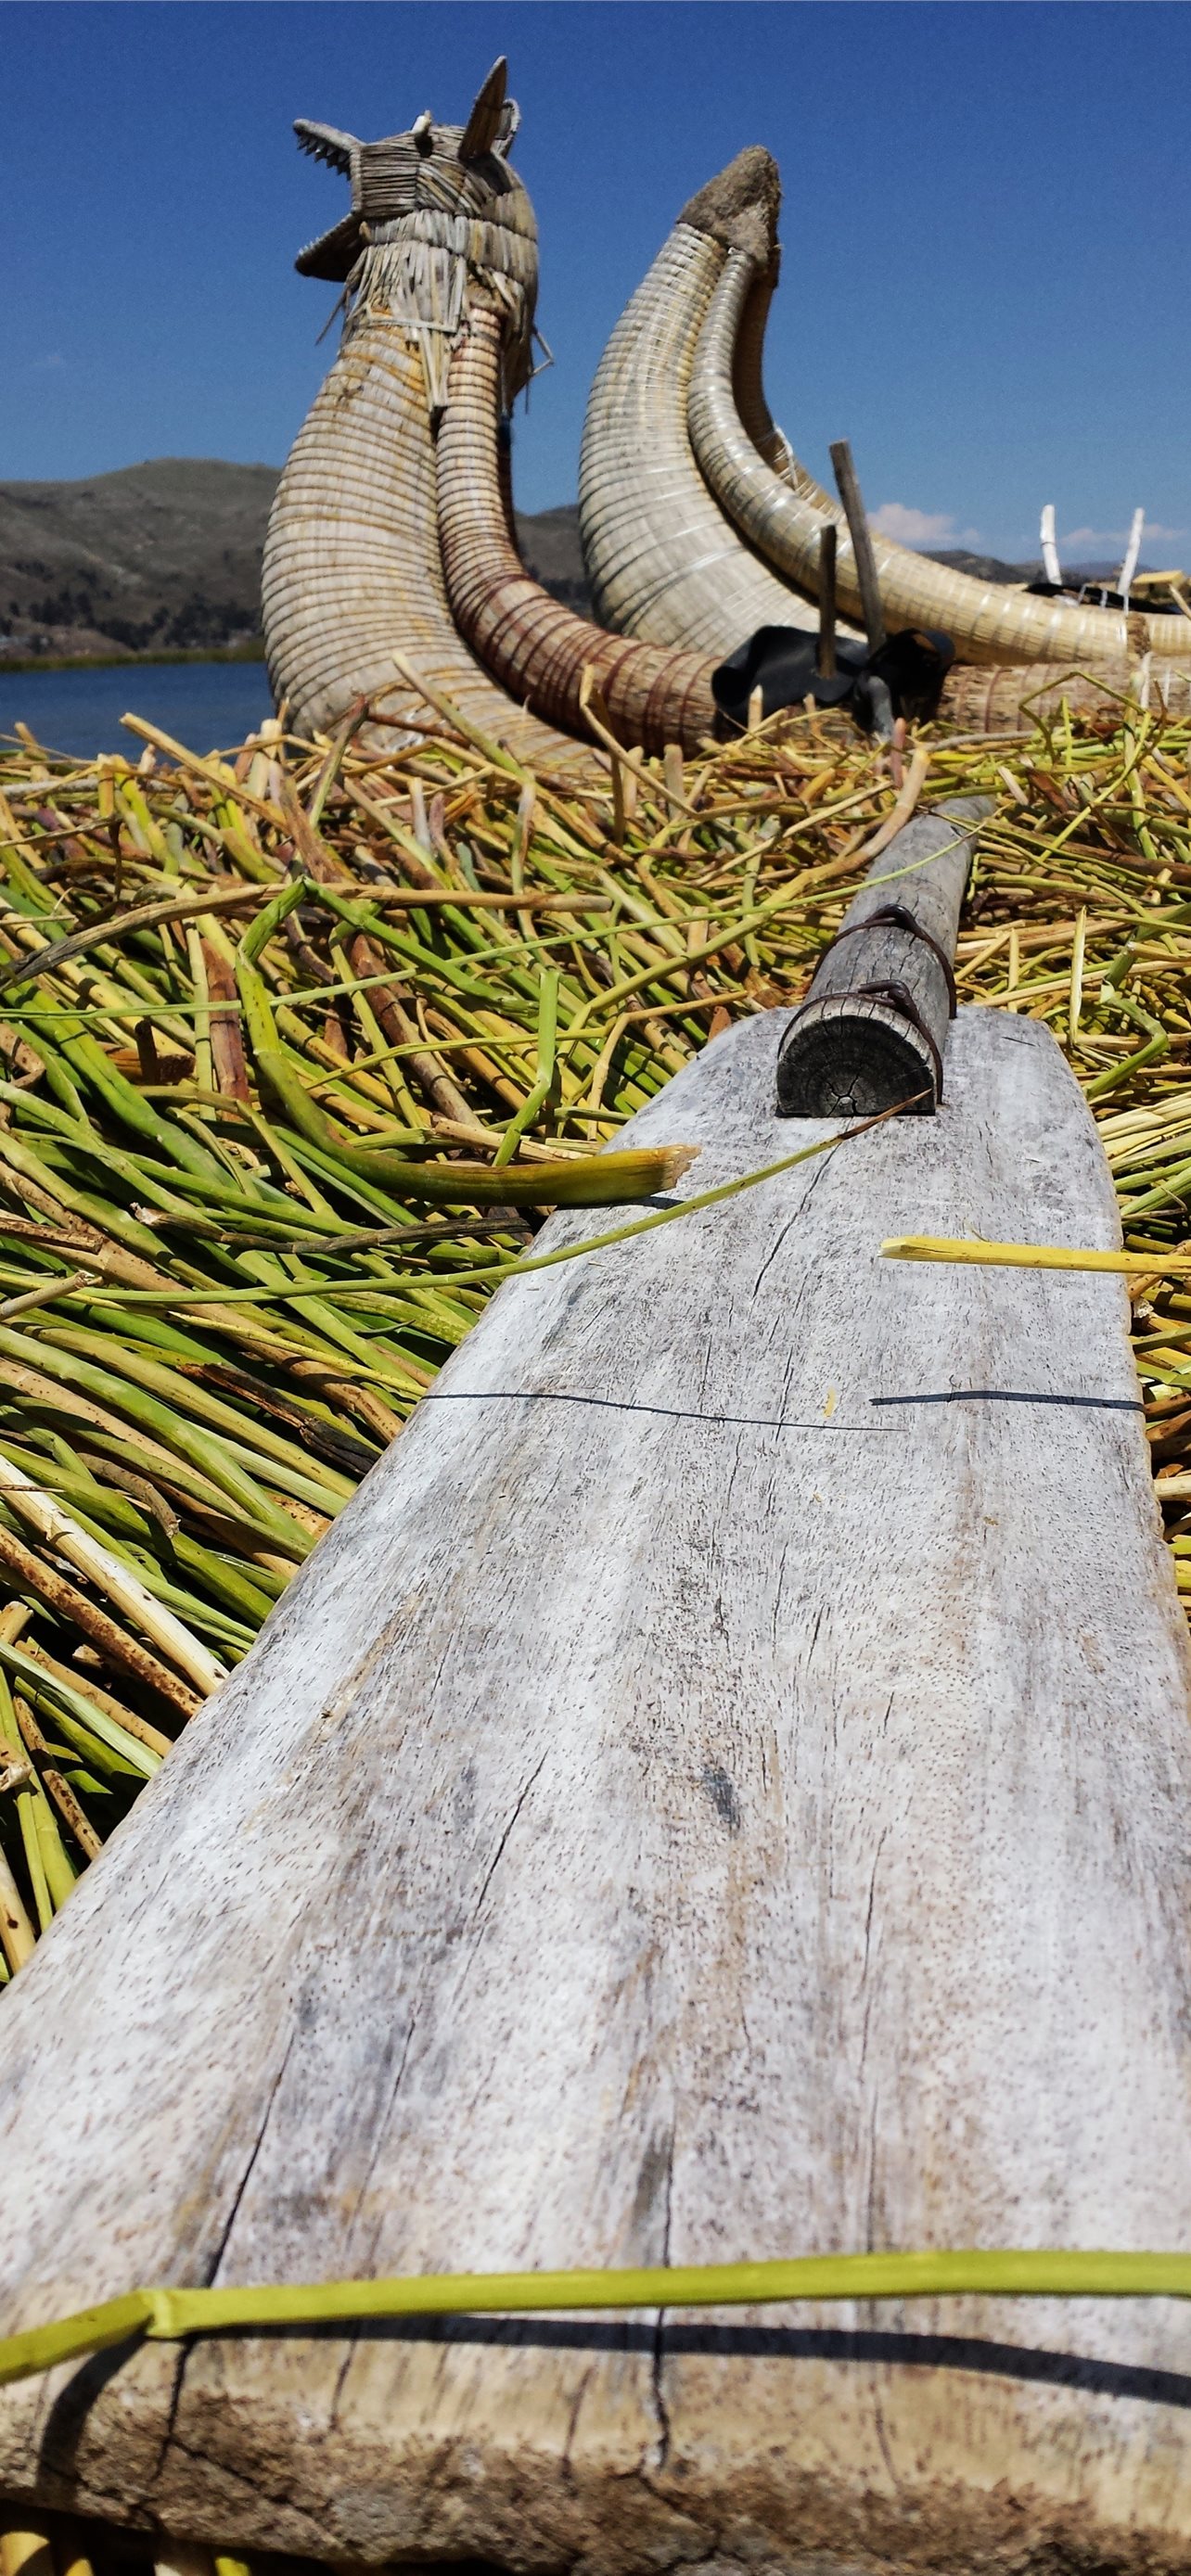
[1,1008,1190,2573]
[776,797,991,1116]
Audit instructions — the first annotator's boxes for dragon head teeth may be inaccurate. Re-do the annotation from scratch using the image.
[293,120,358,174]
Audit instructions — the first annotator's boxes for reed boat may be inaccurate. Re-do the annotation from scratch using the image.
[685,244,1191,670]
[685,243,1191,674]
[263,67,845,772]
[261,62,603,773]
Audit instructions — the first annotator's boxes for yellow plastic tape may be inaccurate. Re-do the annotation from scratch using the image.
[4,2251,1191,2391]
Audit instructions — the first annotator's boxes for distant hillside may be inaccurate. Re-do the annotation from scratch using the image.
[925,547,1148,588]
[7,465,1144,665]
[0,461,591,661]
[0,461,279,658]
[923,548,1031,586]
[514,504,591,612]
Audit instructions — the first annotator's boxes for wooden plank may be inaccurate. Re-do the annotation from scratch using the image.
[776,797,991,1116]
[1,1009,1190,2570]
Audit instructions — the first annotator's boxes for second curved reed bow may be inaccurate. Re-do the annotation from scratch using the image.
[438,303,723,756]
[581,147,1191,715]
[578,151,844,656]
[685,230,1191,673]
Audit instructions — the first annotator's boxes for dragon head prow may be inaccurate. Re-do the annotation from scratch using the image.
[292,58,525,280]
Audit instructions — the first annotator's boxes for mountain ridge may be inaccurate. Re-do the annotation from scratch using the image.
[0,458,595,661]
[6,459,1127,666]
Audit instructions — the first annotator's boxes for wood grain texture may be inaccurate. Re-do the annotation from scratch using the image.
[776,797,990,1116]
[1,1010,1190,2573]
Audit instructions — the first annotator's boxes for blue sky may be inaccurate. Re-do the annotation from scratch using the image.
[4,2,1188,563]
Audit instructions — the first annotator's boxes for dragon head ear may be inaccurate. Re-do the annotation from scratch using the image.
[293,120,359,174]
[411,108,435,157]
[458,57,508,159]
[493,94,520,157]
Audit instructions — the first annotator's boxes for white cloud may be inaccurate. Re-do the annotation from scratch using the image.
[28,353,64,374]
[868,502,959,546]
[1061,520,1186,549]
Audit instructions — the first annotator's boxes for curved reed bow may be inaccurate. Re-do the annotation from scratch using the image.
[263,59,597,773]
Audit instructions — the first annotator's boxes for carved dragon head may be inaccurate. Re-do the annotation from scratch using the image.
[292,57,530,282]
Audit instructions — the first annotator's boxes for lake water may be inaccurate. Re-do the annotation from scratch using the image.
[0,658,275,761]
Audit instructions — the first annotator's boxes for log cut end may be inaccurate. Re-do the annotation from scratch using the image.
[775,989,940,1116]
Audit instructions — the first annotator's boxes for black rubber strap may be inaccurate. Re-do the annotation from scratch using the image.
[813,902,958,1015]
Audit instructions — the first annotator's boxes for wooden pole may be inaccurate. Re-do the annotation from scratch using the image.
[829,439,887,654]
[816,524,838,678]
[775,796,991,1116]
[1040,502,1062,586]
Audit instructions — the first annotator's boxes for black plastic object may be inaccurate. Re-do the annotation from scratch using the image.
[711,623,954,733]
[1024,577,1182,616]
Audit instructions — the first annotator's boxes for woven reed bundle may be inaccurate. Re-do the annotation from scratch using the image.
[438,303,721,754]
[575,164,1189,734]
[942,660,1191,727]
[689,249,1191,671]
[578,152,834,655]
[263,63,597,777]
[731,252,828,504]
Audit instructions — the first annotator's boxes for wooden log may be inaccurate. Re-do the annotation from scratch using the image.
[776,796,991,1116]
[1,1010,1190,2571]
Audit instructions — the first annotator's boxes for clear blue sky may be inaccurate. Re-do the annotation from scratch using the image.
[4,2,1188,563]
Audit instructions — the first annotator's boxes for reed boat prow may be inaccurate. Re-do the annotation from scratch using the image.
[261,61,602,774]
[1,1003,1190,2570]
[578,150,858,657]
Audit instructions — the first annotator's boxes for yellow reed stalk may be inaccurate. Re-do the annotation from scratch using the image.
[882,1235,1191,1276]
